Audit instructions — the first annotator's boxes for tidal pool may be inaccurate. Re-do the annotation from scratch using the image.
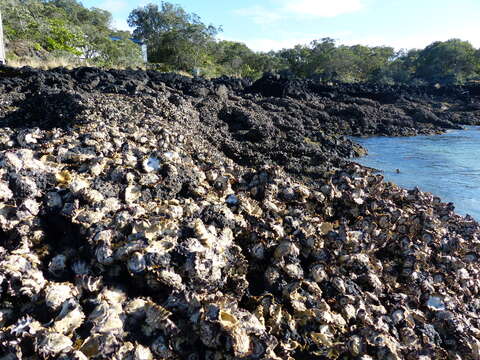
[353,126,480,219]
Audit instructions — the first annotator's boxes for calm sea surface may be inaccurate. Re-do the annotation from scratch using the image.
[353,126,480,219]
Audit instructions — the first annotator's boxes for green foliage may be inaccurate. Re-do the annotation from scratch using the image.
[210,41,277,78]
[415,39,478,84]
[94,37,144,68]
[270,39,397,82]
[128,2,221,71]
[2,0,479,81]
[382,49,420,84]
[124,1,480,82]
[277,44,314,77]
[260,38,479,84]
[44,18,83,55]
[1,0,144,67]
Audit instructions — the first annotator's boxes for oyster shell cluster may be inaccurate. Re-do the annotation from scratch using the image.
[1,67,480,359]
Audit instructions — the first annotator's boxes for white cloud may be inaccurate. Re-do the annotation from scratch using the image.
[282,0,364,18]
[221,31,353,52]
[234,0,365,23]
[223,33,344,52]
[96,0,131,31]
[396,31,480,50]
[341,26,480,50]
[243,38,310,52]
[111,18,131,31]
[228,29,480,53]
[233,5,283,25]
[97,0,128,13]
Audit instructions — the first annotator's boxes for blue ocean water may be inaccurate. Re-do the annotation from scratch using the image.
[353,127,480,219]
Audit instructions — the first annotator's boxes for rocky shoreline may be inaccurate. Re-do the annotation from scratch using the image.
[1,66,480,359]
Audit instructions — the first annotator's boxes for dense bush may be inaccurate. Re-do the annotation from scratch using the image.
[2,0,480,82]
[126,2,480,83]
[1,0,143,68]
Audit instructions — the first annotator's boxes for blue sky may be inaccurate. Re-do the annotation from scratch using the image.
[81,0,480,51]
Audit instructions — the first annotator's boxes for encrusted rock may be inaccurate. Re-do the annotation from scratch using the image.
[0,67,479,359]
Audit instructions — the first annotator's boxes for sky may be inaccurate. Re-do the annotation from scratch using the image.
[81,0,480,52]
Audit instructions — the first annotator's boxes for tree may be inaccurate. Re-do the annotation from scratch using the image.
[43,18,84,55]
[271,39,396,82]
[475,49,480,76]
[128,2,220,70]
[309,37,337,79]
[128,2,188,42]
[277,44,312,77]
[415,39,479,84]
[1,0,143,67]
[212,41,257,77]
[249,51,284,76]
[373,49,420,84]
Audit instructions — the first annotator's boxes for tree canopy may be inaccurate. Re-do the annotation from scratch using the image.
[1,0,143,67]
[415,39,478,84]
[2,0,480,83]
[126,3,480,83]
[127,2,220,71]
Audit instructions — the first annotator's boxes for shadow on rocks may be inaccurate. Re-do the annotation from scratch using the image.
[0,91,87,130]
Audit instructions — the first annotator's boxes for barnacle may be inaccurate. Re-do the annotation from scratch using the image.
[311,325,334,347]
[125,184,142,203]
[56,170,73,186]
[145,302,171,331]
[0,181,13,201]
[218,310,238,329]
[193,218,216,247]
[48,254,68,277]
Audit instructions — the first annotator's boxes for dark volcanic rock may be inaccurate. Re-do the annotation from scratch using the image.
[2,91,87,129]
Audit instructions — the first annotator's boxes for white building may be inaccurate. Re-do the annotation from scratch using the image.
[0,11,5,64]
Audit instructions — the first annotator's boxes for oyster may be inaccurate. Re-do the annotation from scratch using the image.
[45,283,77,310]
[1,68,480,360]
[142,157,161,172]
[36,332,73,357]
